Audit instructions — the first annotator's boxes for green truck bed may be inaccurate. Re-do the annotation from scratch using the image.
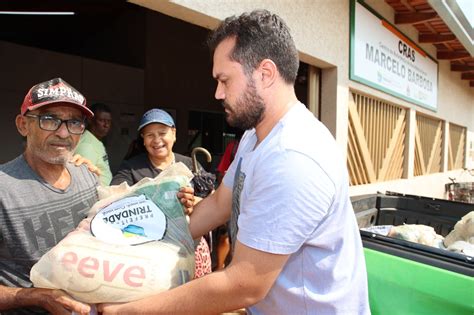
[353,192,474,315]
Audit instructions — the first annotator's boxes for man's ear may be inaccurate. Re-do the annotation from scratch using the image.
[16,114,29,137]
[258,58,277,88]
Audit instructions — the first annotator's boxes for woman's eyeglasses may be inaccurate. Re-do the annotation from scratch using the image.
[25,114,86,135]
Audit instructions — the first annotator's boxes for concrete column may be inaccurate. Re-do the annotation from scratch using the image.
[442,121,449,172]
[404,108,416,179]
[307,65,320,119]
[320,67,337,138]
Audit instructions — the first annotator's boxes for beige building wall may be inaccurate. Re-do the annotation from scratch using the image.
[131,0,474,199]
[130,0,352,149]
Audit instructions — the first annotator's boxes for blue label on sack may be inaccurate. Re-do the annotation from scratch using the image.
[91,195,167,245]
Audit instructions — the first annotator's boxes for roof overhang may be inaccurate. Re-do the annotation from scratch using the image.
[386,0,473,87]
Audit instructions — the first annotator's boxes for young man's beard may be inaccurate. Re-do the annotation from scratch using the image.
[224,78,265,130]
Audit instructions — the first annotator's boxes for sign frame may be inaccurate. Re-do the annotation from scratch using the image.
[349,0,439,111]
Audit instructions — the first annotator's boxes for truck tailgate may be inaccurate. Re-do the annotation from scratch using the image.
[353,193,474,315]
[365,247,473,315]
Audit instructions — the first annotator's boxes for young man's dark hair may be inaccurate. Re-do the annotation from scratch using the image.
[208,9,299,84]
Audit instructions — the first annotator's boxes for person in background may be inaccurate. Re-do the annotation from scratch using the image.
[74,103,113,186]
[213,128,244,270]
[216,129,244,184]
[87,103,112,142]
[99,9,370,315]
[111,108,212,278]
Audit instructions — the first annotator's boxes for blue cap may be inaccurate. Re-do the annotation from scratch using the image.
[138,108,175,131]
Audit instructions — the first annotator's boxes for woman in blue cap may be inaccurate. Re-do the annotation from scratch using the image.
[112,108,212,278]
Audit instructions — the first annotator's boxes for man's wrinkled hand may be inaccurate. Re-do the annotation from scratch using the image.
[71,154,102,177]
[77,217,92,232]
[33,288,91,315]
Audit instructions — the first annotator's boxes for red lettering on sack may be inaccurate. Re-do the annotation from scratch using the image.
[78,257,99,278]
[103,261,125,282]
[60,251,145,287]
[62,252,78,267]
[123,266,145,287]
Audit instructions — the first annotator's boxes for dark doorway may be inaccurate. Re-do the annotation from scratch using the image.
[187,110,225,172]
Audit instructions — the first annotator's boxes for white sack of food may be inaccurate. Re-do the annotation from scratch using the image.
[444,211,474,247]
[446,240,474,256]
[388,224,444,248]
[360,225,393,236]
[30,162,195,303]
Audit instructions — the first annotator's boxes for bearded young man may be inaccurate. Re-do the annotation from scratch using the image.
[99,9,370,315]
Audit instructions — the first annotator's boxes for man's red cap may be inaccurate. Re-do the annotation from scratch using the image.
[21,77,93,117]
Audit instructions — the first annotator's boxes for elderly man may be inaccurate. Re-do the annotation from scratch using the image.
[0,77,97,314]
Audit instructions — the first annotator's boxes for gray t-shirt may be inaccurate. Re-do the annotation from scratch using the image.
[0,155,98,314]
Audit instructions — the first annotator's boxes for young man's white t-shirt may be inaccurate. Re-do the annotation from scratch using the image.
[223,102,370,314]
